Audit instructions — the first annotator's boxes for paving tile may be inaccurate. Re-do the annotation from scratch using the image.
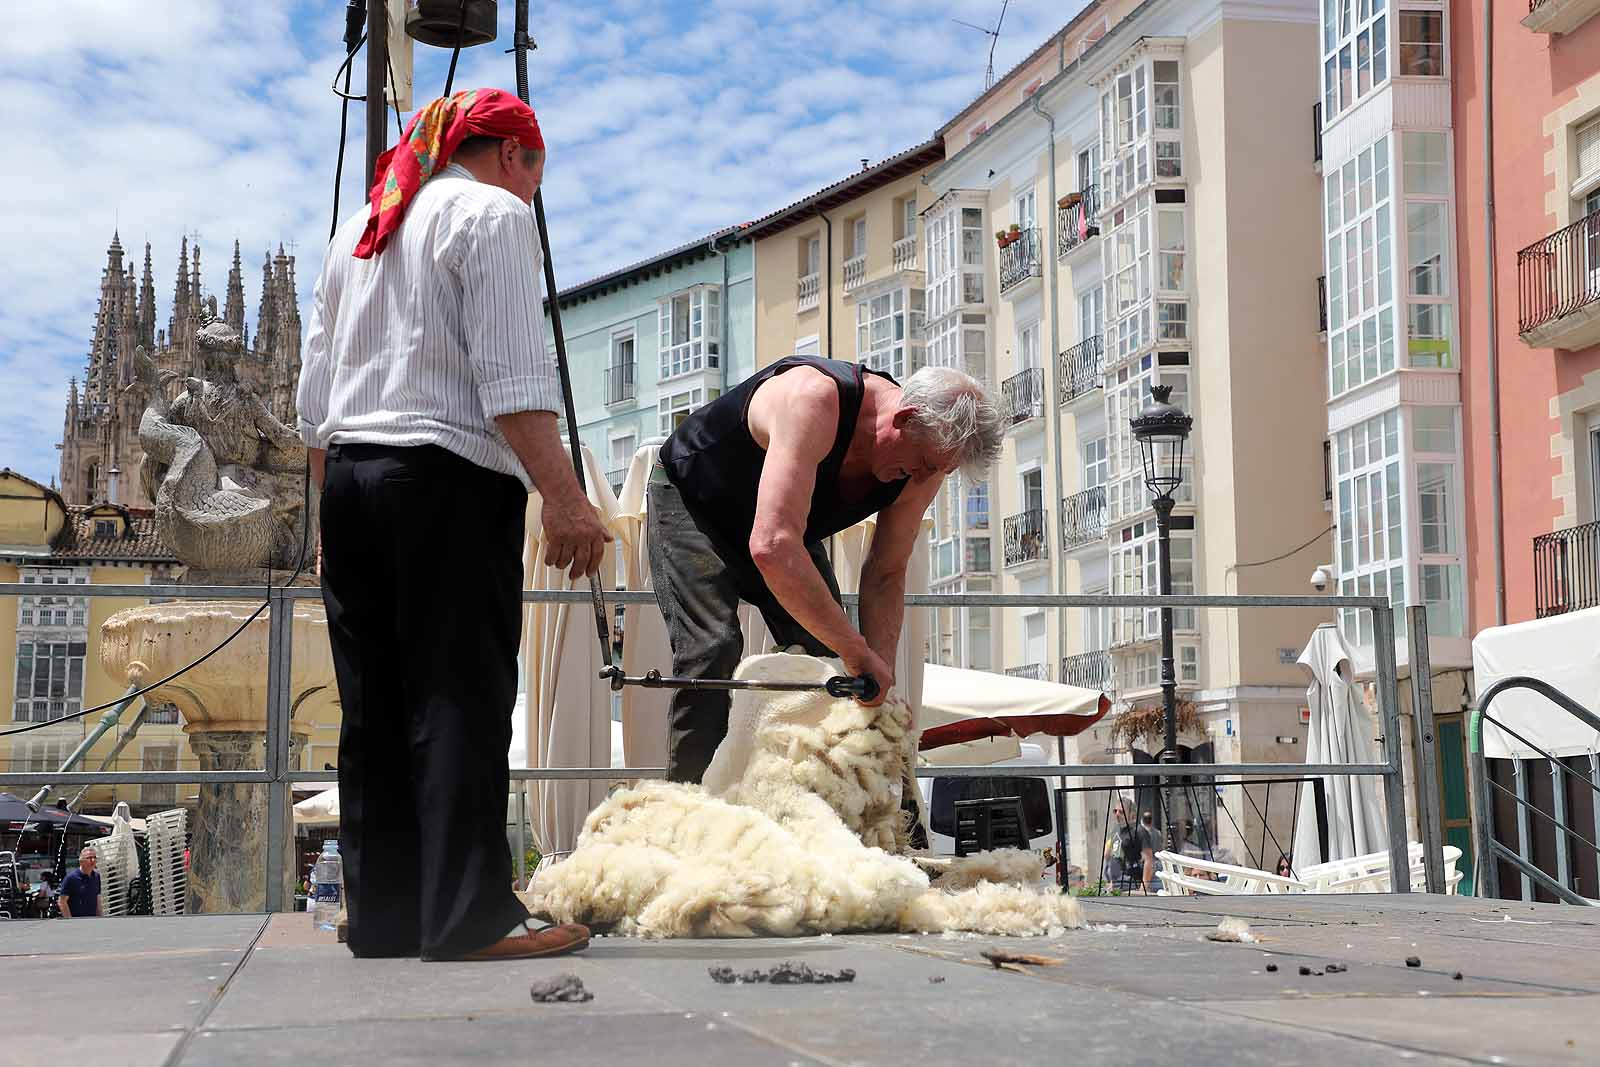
[182,1013,829,1066]
[0,913,265,957]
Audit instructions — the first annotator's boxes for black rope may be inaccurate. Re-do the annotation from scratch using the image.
[441,0,469,98]
[1487,776,1600,859]
[1214,784,1258,869]
[1239,780,1296,878]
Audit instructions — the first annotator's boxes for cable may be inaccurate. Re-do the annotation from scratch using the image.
[1229,524,1335,572]
[330,33,369,101]
[442,0,469,98]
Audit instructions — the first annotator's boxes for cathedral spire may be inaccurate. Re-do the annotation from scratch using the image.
[138,242,156,350]
[171,236,191,344]
[225,239,246,334]
[257,249,277,354]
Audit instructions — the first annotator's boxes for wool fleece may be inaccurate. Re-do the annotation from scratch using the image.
[529,653,1082,938]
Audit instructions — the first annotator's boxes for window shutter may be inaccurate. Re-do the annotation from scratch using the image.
[1578,115,1600,188]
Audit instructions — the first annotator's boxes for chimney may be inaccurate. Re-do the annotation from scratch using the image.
[107,465,122,505]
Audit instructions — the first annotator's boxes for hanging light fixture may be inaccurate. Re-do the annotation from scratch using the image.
[1130,383,1193,503]
[405,0,498,48]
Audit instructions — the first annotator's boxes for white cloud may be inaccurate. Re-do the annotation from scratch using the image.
[1,0,1087,487]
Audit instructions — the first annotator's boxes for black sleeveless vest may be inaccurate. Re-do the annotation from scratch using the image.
[657,356,908,557]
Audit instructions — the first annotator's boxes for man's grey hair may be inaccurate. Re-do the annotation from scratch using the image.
[899,366,1002,478]
[79,846,96,859]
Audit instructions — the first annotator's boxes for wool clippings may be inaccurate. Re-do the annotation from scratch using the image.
[708,961,856,985]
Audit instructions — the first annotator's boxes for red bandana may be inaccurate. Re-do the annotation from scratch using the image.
[353,87,545,259]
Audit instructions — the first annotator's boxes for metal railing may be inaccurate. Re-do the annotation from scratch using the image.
[999,227,1043,293]
[0,583,1427,912]
[892,235,918,272]
[604,362,635,406]
[1002,508,1049,567]
[1471,673,1600,905]
[1057,187,1100,257]
[606,468,627,496]
[1001,366,1045,425]
[1061,486,1107,549]
[1312,102,1322,165]
[1058,336,1103,404]
[1317,274,1328,333]
[1322,440,1333,502]
[1534,520,1600,618]
[1061,648,1112,692]
[1004,663,1048,681]
[1516,206,1600,335]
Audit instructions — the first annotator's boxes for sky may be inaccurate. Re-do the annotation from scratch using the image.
[0,0,1086,489]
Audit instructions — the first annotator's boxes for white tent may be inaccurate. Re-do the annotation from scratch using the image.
[1292,624,1387,866]
[522,444,627,857]
[916,661,1108,767]
[1472,606,1600,760]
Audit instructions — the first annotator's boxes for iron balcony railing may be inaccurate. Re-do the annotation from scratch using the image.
[606,468,628,496]
[999,227,1043,293]
[1061,486,1107,549]
[1312,102,1322,165]
[1002,508,1049,567]
[1057,186,1100,257]
[1061,648,1112,692]
[1317,274,1328,334]
[1534,520,1600,618]
[604,362,635,406]
[1004,663,1048,681]
[1001,367,1045,425]
[1058,336,1103,404]
[1517,206,1600,335]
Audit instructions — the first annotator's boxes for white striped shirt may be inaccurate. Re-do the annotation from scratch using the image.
[296,162,559,487]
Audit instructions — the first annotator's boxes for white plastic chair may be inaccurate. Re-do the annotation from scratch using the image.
[1154,851,1307,895]
[145,808,189,916]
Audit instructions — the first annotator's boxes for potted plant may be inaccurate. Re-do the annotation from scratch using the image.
[1009,222,1023,236]
[995,229,1010,247]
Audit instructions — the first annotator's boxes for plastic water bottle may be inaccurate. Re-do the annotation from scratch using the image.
[312,840,342,932]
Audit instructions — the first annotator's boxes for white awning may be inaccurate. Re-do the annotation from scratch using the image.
[1473,607,1600,760]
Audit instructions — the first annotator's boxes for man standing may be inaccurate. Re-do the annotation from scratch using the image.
[298,89,607,962]
[1104,804,1155,893]
[58,847,99,918]
[650,357,1000,784]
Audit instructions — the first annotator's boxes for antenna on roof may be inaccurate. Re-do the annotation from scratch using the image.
[952,0,1010,91]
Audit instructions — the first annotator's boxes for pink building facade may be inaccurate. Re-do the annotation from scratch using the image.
[1454,1,1600,628]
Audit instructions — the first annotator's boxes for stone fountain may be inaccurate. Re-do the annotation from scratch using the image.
[99,315,334,913]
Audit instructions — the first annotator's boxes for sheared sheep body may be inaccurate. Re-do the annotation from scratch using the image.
[530,653,1082,937]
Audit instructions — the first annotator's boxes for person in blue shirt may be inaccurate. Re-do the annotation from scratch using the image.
[58,847,100,918]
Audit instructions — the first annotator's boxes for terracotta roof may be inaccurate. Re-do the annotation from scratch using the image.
[51,504,177,562]
[736,139,947,243]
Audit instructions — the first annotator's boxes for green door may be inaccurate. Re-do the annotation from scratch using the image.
[1435,715,1474,895]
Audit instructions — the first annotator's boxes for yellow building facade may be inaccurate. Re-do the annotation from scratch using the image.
[0,468,338,819]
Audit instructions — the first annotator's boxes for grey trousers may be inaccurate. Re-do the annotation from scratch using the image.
[647,478,842,784]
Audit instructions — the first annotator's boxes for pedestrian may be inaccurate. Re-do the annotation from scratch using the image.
[298,88,608,962]
[58,847,100,918]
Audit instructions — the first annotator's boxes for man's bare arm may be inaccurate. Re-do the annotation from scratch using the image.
[857,474,942,683]
[496,410,611,578]
[748,375,867,663]
[58,895,72,917]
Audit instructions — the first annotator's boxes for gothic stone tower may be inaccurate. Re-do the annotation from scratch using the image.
[58,233,303,507]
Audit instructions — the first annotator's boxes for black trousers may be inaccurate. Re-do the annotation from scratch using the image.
[647,479,841,785]
[320,443,529,959]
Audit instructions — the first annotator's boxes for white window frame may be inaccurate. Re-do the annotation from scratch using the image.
[849,215,867,259]
[1016,319,1041,371]
[657,286,722,382]
[1322,0,1390,122]
[607,328,636,405]
[1334,409,1407,646]
[856,287,926,379]
[1395,6,1445,79]
[657,386,720,437]
[1019,464,1045,516]
[1325,135,1395,395]
[1083,436,1109,490]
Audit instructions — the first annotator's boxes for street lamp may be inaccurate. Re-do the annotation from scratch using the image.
[1130,383,1193,853]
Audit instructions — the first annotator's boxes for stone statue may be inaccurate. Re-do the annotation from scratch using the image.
[133,315,315,581]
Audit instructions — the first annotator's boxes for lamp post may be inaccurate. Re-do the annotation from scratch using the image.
[1130,383,1193,854]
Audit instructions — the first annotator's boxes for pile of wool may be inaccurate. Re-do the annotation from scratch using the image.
[529,653,1082,938]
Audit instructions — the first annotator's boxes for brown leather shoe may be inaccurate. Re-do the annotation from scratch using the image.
[443,923,591,962]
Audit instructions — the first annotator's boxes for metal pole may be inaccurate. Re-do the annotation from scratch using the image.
[264,587,294,913]
[1513,759,1534,901]
[1470,713,1500,898]
[1055,734,1069,892]
[1154,494,1179,853]
[1370,604,1411,891]
[364,0,388,190]
[1551,760,1572,894]
[1407,606,1446,893]
[26,684,141,811]
[515,786,526,887]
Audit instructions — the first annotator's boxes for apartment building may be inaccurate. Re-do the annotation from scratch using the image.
[1455,1,1600,626]
[543,232,755,492]
[925,0,1333,874]
[746,141,945,370]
